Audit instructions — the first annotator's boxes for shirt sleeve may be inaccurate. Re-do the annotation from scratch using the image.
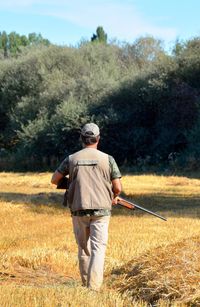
[109,155,121,180]
[57,157,69,177]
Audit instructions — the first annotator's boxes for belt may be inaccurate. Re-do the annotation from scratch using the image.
[71,209,111,216]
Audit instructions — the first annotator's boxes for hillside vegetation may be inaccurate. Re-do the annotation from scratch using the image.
[1,35,200,170]
[0,172,200,306]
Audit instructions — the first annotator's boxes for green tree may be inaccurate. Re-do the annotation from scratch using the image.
[172,38,184,56]
[0,31,51,58]
[1,31,8,57]
[91,26,107,43]
[128,36,165,68]
[20,35,29,47]
[8,32,21,55]
[176,37,200,88]
[28,32,50,46]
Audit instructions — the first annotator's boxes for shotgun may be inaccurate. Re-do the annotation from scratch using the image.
[117,198,167,221]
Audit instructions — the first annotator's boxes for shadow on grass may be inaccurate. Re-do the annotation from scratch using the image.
[0,191,200,218]
[0,191,68,214]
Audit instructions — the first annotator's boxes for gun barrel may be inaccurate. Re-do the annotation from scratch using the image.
[118,198,167,221]
[134,203,167,221]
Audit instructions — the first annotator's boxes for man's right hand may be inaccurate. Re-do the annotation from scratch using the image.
[111,178,122,205]
[112,196,121,205]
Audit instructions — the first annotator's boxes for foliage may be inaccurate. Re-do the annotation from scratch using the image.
[91,26,108,43]
[125,36,166,69]
[0,33,200,170]
[0,31,50,58]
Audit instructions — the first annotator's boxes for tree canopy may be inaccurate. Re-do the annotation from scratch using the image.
[0,30,200,171]
[0,31,50,58]
[91,26,108,43]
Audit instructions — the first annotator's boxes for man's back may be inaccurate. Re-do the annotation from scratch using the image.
[68,148,113,211]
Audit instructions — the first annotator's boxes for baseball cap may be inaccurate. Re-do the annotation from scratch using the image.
[81,123,100,137]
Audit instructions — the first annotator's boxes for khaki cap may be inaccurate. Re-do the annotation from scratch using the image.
[81,123,100,137]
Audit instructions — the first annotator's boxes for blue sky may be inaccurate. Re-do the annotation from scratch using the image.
[0,0,200,49]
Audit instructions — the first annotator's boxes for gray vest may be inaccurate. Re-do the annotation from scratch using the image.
[68,148,113,211]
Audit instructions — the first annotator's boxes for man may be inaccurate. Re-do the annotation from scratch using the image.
[51,123,122,291]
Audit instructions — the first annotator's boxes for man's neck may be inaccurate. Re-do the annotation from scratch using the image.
[84,143,98,149]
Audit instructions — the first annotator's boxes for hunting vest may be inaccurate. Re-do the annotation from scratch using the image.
[68,148,113,211]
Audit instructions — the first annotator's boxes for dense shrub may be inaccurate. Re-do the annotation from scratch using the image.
[0,36,200,170]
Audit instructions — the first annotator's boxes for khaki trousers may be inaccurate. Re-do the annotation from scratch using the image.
[72,215,110,290]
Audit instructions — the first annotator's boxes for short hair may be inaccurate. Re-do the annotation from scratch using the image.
[81,132,99,145]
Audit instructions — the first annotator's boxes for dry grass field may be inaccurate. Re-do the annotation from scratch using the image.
[0,172,200,306]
